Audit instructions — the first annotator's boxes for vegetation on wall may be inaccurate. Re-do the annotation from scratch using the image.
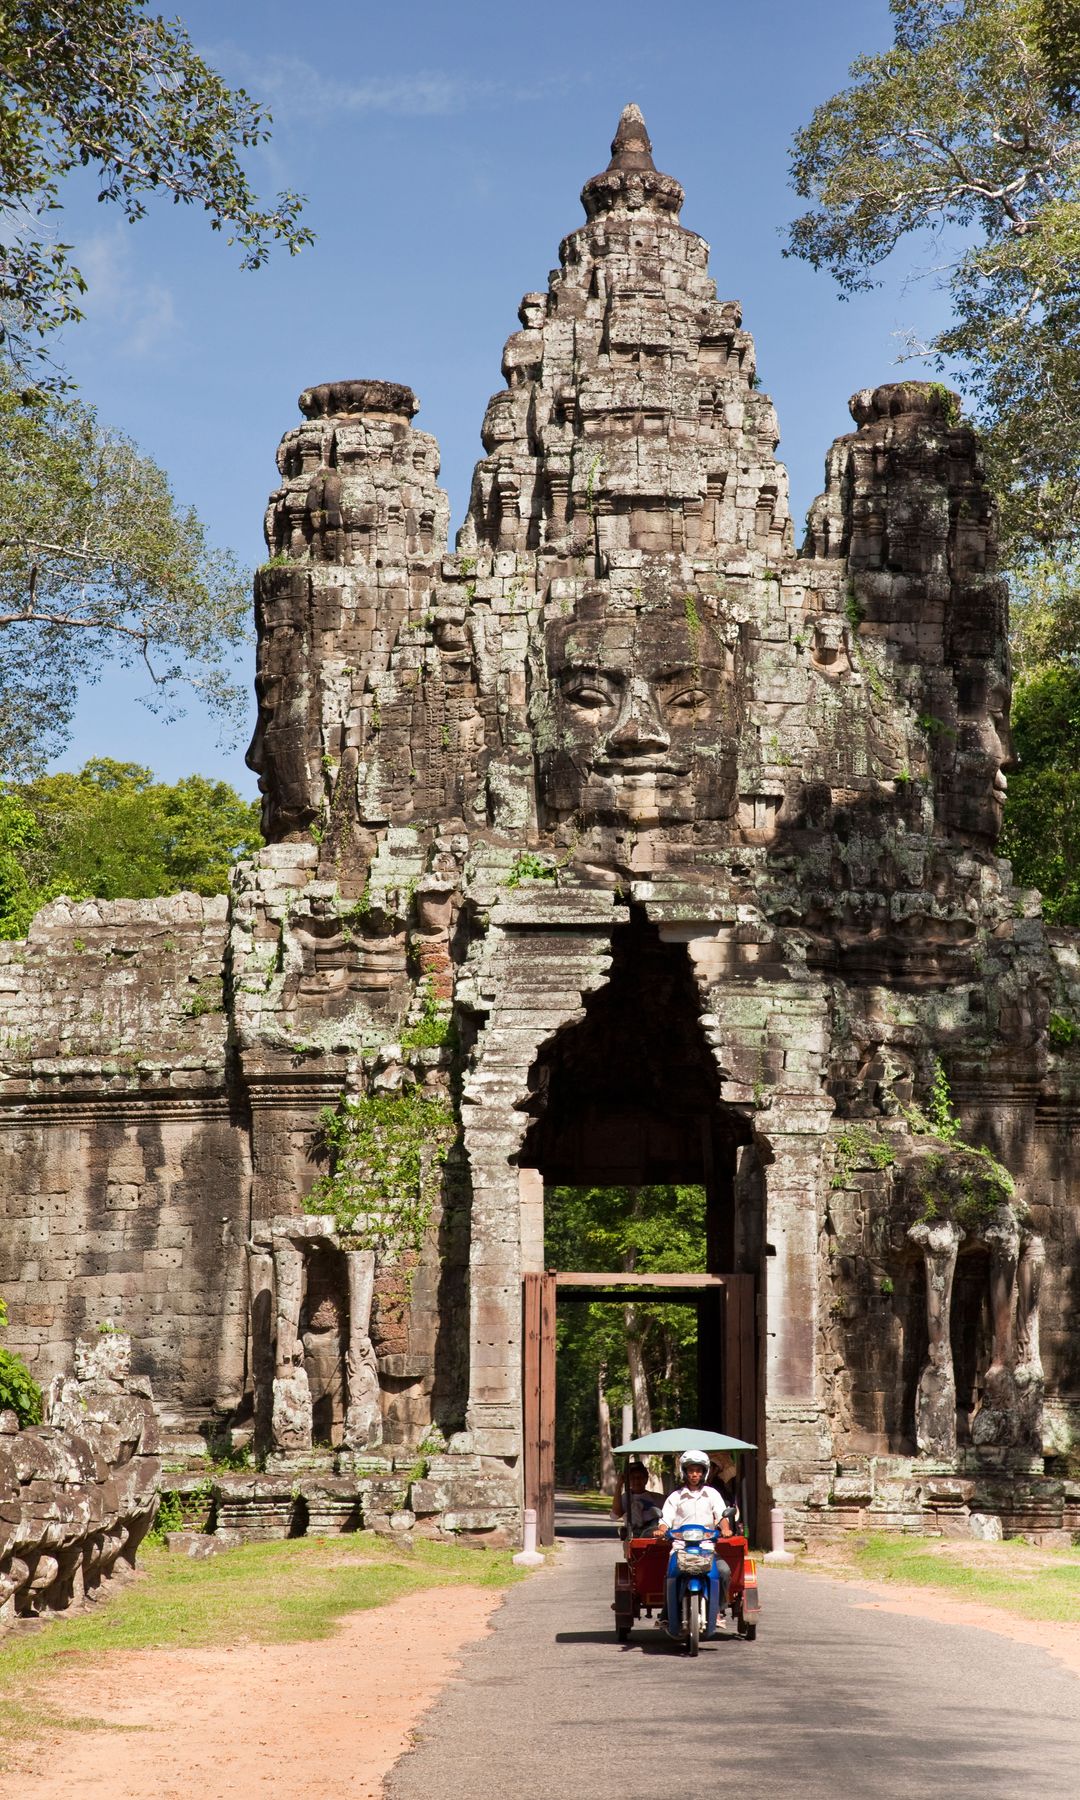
[307,1087,457,1258]
[904,1058,1017,1230]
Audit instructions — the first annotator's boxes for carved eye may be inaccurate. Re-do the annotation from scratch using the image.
[666,687,710,715]
[564,683,613,712]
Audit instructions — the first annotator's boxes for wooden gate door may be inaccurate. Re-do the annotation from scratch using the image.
[522,1271,556,1545]
[721,1274,760,1541]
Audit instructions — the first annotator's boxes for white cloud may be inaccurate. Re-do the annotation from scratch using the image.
[74,226,179,357]
[211,49,583,121]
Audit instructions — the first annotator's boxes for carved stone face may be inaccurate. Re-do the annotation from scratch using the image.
[948,668,1012,842]
[537,606,740,827]
[246,573,320,839]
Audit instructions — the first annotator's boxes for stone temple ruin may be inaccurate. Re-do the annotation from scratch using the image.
[2,107,1079,1548]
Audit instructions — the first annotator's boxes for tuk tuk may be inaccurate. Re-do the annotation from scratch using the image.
[610,1427,761,1651]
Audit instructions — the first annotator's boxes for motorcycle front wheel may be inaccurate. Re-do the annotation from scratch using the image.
[685,1590,700,1657]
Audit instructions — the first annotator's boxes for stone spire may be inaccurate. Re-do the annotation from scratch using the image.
[581,101,684,219]
[607,102,656,170]
[461,106,789,564]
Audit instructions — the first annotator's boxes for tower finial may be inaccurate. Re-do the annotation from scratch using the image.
[608,103,656,173]
[581,103,683,221]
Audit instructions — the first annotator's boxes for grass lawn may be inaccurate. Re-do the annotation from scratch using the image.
[848,1532,1080,1626]
[560,1489,613,1515]
[0,1531,522,1756]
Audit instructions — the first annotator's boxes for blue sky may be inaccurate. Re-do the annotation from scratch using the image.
[50,0,949,798]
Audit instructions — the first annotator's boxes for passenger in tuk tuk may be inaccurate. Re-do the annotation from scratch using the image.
[611,1459,664,1537]
[709,1453,742,1530]
[660,1448,732,1636]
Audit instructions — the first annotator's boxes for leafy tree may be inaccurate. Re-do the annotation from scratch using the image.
[545,1185,705,1485]
[0,1297,43,1427]
[1000,663,1080,923]
[0,0,312,374]
[785,0,1080,562]
[0,371,249,776]
[0,756,261,937]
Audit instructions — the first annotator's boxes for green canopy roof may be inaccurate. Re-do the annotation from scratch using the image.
[613,1428,756,1455]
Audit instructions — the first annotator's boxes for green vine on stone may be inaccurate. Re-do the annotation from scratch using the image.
[400,979,454,1051]
[308,1088,457,1258]
[504,851,558,888]
[830,1125,896,1189]
[903,1058,1016,1231]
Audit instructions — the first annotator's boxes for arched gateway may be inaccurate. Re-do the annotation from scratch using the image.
[3,108,1078,1547]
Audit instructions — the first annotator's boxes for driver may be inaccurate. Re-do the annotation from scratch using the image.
[611,1460,664,1537]
[660,1448,732,1636]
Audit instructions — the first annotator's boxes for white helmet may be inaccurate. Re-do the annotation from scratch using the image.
[679,1448,711,1477]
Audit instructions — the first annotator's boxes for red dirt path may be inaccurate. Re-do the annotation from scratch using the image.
[2,1583,502,1800]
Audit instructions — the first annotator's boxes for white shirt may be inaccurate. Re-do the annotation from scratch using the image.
[660,1482,728,1532]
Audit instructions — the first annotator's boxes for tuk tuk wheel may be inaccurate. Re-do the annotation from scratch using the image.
[737,1615,758,1642]
[616,1626,630,1643]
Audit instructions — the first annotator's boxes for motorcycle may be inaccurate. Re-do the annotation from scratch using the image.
[666,1522,723,1656]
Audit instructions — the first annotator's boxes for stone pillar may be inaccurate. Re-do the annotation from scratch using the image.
[519,1168,545,1275]
[908,1218,961,1459]
[462,1124,527,1456]
[764,1130,824,1405]
[247,1233,275,1454]
[271,1233,311,1452]
[1015,1232,1046,1450]
[973,1214,1021,1447]
[344,1248,380,1448]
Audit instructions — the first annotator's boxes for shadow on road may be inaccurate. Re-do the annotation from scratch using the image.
[554,1494,619,1540]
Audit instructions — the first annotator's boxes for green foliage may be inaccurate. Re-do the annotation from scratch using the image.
[146,1489,187,1544]
[308,1088,457,1255]
[1000,663,1080,924]
[927,380,961,426]
[844,584,864,630]
[786,0,1080,565]
[0,758,261,937]
[911,1142,1015,1230]
[545,1184,705,1483]
[896,1059,1016,1229]
[400,981,454,1051]
[926,1056,962,1142]
[0,1297,42,1426]
[0,373,252,774]
[831,1125,897,1188]
[0,1,311,378]
[1049,1010,1080,1049]
[504,852,557,887]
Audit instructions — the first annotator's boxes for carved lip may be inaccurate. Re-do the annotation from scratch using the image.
[594,760,690,780]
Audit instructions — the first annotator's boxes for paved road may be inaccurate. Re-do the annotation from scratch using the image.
[386,1504,1080,1800]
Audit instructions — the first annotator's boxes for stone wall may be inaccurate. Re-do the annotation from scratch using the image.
[0,1332,160,1631]
[0,895,251,1425]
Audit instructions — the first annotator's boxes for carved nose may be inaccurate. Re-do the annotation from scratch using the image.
[606,699,670,757]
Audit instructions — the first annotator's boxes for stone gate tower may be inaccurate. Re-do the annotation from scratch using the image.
[3,109,1079,1544]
